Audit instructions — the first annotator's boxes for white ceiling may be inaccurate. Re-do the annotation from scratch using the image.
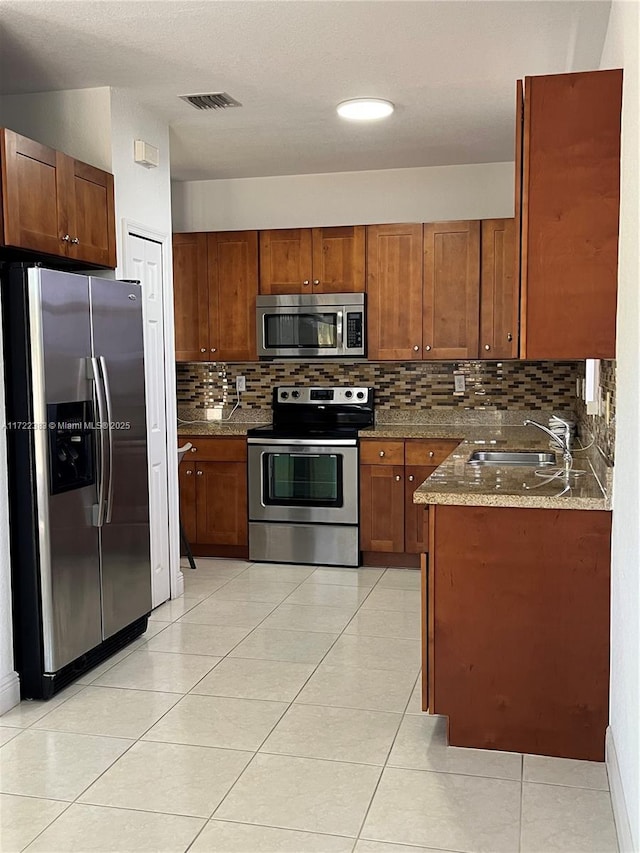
[0,0,612,181]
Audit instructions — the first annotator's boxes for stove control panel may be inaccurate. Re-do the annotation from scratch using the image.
[276,387,371,405]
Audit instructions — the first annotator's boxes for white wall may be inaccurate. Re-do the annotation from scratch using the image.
[600,2,640,850]
[0,88,112,170]
[171,161,515,232]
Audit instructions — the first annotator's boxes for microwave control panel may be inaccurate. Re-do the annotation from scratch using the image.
[346,313,363,348]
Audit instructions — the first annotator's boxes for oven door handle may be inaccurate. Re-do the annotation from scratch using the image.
[248,438,357,447]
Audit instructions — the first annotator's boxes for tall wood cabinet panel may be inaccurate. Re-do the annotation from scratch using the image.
[207,231,258,361]
[360,464,405,552]
[423,221,480,360]
[178,463,197,544]
[519,69,622,359]
[259,229,313,294]
[172,233,209,362]
[195,461,248,546]
[0,128,116,267]
[366,223,423,360]
[480,218,518,358]
[405,466,434,554]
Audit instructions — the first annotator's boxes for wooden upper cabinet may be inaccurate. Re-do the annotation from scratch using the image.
[423,221,480,360]
[64,158,116,267]
[259,226,365,294]
[259,229,313,294]
[0,129,66,257]
[519,69,622,359]
[208,231,258,361]
[480,218,518,359]
[311,226,365,292]
[366,223,423,360]
[0,128,116,267]
[172,233,209,362]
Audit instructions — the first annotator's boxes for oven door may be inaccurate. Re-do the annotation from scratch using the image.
[257,305,344,358]
[248,439,358,524]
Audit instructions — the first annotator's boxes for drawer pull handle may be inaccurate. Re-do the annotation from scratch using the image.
[408,475,414,482]
[196,470,203,476]
[190,447,197,453]
[185,469,193,475]
[395,474,402,482]
[379,450,385,457]
[429,451,434,458]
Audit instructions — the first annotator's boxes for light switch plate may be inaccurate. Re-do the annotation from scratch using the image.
[453,372,466,395]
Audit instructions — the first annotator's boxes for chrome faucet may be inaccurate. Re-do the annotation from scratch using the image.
[523,417,573,468]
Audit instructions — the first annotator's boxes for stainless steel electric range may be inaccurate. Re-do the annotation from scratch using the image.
[247,386,374,567]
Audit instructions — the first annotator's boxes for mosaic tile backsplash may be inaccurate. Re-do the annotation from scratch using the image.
[576,359,616,464]
[177,360,582,416]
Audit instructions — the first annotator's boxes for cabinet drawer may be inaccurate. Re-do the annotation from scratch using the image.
[360,440,405,465]
[405,439,460,467]
[180,436,247,462]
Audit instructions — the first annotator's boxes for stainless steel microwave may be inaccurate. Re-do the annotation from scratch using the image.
[256,293,366,359]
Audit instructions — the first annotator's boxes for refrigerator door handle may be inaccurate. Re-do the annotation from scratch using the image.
[99,356,115,524]
[89,356,108,527]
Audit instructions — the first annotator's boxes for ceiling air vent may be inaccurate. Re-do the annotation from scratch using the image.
[179,92,242,111]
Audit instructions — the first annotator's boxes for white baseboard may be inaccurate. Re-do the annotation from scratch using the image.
[606,726,636,853]
[0,670,20,715]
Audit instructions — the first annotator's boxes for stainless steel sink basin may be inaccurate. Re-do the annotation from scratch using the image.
[468,450,556,466]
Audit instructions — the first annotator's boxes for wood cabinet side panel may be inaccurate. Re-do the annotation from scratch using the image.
[359,464,405,552]
[480,218,517,358]
[404,466,434,554]
[522,70,622,359]
[178,462,197,543]
[432,504,611,760]
[195,461,248,546]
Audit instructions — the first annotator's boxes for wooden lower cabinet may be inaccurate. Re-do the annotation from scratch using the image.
[360,438,459,567]
[178,437,248,558]
[423,504,612,761]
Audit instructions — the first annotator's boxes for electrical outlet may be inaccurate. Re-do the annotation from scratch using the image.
[236,375,246,392]
[453,372,466,395]
[206,407,223,421]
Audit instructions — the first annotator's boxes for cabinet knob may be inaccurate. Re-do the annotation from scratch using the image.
[185,469,193,475]
[61,234,71,242]
[408,475,414,482]
[200,347,207,353]
[425,345,432,352]
[70,237,80,245]
[413,345,420,352]
[211,348,217,353]
[313,279,320,286]
[429,451,434,458]
[484,344,491,351]
[190,446,197,452]
[379,450,385,457]
[507,333,513,342]
[395,474,402,482]
[303,280,310,286]
[196,470,203,476]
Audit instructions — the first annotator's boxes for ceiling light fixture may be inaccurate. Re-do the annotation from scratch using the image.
[336,98,394,121]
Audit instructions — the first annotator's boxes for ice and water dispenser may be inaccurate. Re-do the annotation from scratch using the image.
[46,401,96,495]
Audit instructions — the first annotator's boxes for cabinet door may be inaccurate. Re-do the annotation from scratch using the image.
[178,463,197,544]
[360,464,405,552]
[480,219,517,359]
[259,229,312,294]
[172,233,209,362]
[423,221,480,360]
[0,129,67,257]
[367,224,423,360]
[405,466,436,554]
[195,461,247,546]
[311,226,365,293]
[208,231,258,361]
[520,70,622,359]
[65,158,116,268]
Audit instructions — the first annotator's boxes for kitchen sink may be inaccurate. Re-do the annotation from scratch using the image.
[467,450,556,466]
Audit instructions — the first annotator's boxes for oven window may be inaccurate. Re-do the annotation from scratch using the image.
[264,452,343,507]
[264,313,337,349]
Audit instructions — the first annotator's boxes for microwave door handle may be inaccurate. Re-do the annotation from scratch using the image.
[336,311,344,349]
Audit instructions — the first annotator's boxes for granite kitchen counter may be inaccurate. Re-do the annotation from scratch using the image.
[178,420,268,437]
[407,425,611,511]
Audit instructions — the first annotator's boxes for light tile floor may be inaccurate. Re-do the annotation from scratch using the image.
[0,558,619,853]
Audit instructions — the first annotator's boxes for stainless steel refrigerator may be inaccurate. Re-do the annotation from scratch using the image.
[2,266,151,698]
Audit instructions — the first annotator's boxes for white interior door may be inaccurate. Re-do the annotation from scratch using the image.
[126,234,171,607]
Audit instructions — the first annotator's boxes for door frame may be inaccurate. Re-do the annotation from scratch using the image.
[121,219,183,601]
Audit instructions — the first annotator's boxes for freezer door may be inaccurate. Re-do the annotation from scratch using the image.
[90,278,151,638]
[29,268,102,671]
